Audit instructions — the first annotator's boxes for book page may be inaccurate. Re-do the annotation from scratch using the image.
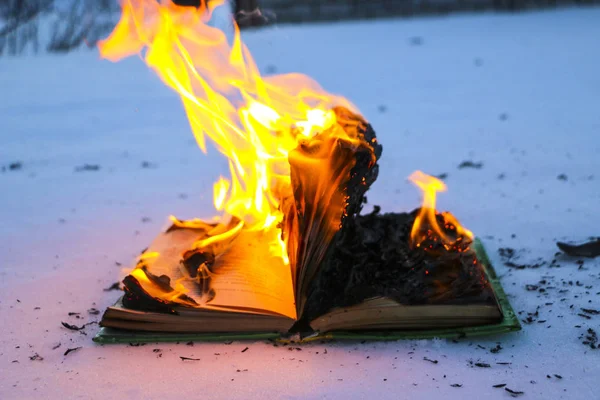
[310,298,501,332]
[206,229,297,320]
[138,225,297,320]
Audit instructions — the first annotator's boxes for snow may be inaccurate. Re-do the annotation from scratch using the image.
[1,6,600,400]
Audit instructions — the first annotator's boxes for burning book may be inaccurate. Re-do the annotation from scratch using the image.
[94,0,519,343]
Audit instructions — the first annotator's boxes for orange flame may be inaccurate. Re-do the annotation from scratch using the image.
[99,0,359,265]
[408,171,473,249]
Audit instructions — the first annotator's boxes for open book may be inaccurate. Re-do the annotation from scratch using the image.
[97,108,519,342]
[98,219,517,339]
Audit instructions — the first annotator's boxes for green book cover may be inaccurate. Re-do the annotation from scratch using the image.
[93,239,521,344]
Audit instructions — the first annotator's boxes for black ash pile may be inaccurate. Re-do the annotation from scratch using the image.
[301,207,493,323]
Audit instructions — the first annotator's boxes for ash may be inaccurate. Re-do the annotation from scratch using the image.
[302,207,494,322]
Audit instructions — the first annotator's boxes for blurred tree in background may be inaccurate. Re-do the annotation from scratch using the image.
[0,0,117,56]
[0,1,264,56]
[47,0,117,53]
[0,0,50,55]
[172,0,269,27]
[2,0,593,57]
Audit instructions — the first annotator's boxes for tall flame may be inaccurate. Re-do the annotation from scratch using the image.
[408,170,473,249]
[99,0,358,263]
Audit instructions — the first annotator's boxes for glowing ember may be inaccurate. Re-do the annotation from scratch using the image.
[408,170,473,249]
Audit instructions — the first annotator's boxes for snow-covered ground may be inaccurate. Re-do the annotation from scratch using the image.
[1,7,599,400]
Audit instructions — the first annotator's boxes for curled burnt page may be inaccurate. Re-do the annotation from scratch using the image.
[281,106,382,315]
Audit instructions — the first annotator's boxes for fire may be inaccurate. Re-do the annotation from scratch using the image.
[99,1,474,311]
[99,0,362,297]
[408,170,473,249]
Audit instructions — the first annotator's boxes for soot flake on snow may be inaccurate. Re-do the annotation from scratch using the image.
[493,384,507,388]
[87,308,100,315]
[505,388,524,397]
[498,247,547,269]
[474,362,491,368]
[141,161,158,169]
[557,174,568,181]
[29,353,44,361]
[450,384,462,387]
[580,328,598,349]
[522,309,540,324]
[498,247,515,260]
[423,357,438,364]
[103,282,121,291]
[180,356,201,361]
[506,260,545,270]
[61,321,83,331]
[581,308,600,315]
[241,347,249,353]
[61,321,97,331]
[490,344,503,354]
[458,160,483,169]
[9,162,23,170]
[64,347,81,356]
[74,164,100,172]
[52,343,62,350]
[557,239,600,258]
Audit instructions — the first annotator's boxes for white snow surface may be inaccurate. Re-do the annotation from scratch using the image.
[1,7,600,400]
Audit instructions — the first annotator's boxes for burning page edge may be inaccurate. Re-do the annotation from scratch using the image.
[126,225,298,320]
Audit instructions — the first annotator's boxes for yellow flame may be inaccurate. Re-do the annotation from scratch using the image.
[138,251,160,261]
[99,0,358,265]
[131,267,190,303]
[408,170,473,248]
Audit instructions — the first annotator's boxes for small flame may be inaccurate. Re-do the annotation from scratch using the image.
[99,0,359,267]
[408,170,473,249]
[131,267,191,303]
